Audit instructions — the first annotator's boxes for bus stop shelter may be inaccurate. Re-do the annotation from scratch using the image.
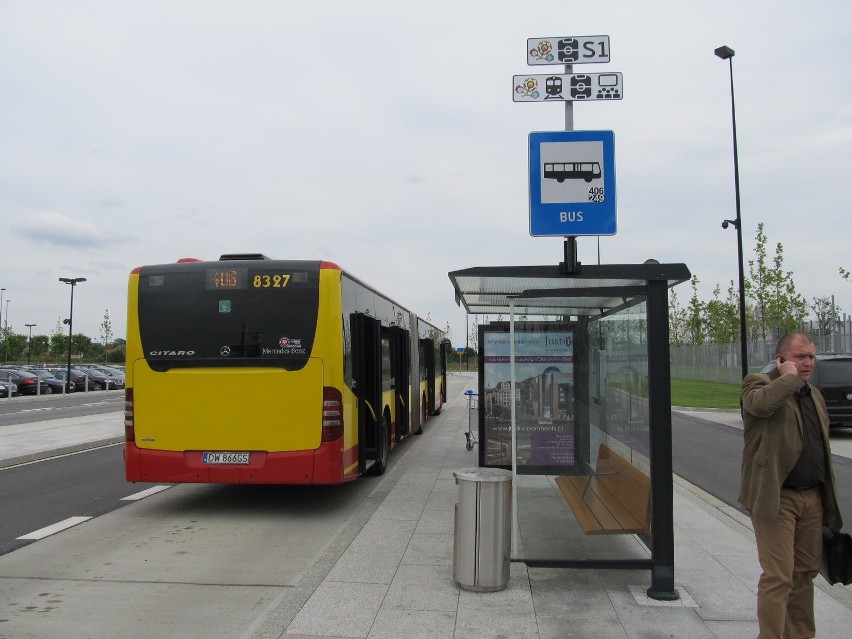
[448,261,690,600]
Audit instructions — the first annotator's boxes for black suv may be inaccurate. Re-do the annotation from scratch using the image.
[760,354,852,430]
[812,355,852,430]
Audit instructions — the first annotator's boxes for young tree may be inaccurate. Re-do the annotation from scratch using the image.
[746,223,806,341]
[811,297,837,336]
[685,276,706,345]
[30,334,50,360]
[100,310,114,363]
[668,288,688,346]
[49,318,67,358]
[2,332,27,361]
[747,223,771,340]
[704,282,739,345]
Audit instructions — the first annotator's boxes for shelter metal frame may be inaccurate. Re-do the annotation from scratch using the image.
[448,262,691,600]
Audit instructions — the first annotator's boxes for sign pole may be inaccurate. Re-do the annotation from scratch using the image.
[562,61,579,274]
[564,62,573,131]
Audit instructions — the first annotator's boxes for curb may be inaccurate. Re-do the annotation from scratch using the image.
[0,437,124,469]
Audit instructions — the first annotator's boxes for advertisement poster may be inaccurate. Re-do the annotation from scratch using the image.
[479,324,575,471]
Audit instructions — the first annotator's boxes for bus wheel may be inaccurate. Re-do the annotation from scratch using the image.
[367,415,390,476]
[415,396,427,435]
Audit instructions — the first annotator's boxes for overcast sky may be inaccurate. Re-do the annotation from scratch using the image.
[2,0,850,346]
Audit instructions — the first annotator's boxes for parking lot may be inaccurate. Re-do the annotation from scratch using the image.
[0,363,125,397]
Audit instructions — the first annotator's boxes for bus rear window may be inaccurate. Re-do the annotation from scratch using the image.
[137,262,321,371]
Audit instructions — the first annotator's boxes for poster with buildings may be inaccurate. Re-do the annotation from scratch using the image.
[479,324,575,471]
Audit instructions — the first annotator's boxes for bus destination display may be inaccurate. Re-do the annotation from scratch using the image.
[205,269,308,290]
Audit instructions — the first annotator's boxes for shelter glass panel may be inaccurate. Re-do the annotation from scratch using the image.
[588,300,651,461]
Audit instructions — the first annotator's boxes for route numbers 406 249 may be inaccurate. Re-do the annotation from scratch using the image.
[588,187,604,203]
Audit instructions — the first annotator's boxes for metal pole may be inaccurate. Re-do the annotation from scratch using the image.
[646,279,678,600]
[563,60,575,130]
[832,295,837,353]
[562,62,578,275]
[465,313,469,371]
[716,46,748,378]
[3,300,9,365]
[509,299,518,558]
[0,289,4,365]
[730,60,748,378]
[25,323,36,365]
[67,283,75,390]
[60,277,86,393]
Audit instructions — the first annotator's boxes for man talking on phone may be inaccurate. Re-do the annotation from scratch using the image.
[740,331,842,638]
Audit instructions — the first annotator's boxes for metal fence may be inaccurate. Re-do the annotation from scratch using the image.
[671,317,852,384]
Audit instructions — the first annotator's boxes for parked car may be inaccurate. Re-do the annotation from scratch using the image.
[0,380,18,398]
[49,367,122,391]
[48,368,91,391]
[24,368,75,393]
[0,368,51,395]
[759,354,852,430]
[84,367,125,390]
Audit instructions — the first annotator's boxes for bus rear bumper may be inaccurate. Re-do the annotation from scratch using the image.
[124,440,354,484]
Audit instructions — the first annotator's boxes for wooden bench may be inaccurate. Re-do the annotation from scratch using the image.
[554,444,651,535]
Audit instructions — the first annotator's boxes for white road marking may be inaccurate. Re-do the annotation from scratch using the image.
[121,485,172,501]
[17,516,92,540]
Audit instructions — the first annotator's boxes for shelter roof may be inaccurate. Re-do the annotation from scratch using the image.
[448,263,691,319]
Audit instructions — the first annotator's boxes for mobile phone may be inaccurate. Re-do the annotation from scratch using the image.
[779,357,786,363]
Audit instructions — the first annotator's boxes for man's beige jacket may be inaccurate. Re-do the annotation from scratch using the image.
[739,368,842,529]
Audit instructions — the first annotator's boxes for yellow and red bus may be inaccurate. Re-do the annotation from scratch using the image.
[124,254,448,484]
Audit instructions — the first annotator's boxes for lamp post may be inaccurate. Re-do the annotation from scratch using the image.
[3,298,9,365]
[25,323,37,365]
[59,277,86,393]
[715,44,749,379]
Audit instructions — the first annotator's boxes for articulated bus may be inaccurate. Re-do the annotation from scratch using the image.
[124,254,448,484]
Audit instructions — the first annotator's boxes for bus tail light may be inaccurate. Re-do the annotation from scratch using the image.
[125,388,135,442]
[322,387,343,442]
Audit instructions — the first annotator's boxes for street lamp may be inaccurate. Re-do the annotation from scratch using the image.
[0,289,4,365]
[59,277,86,393]
[25,323,37,365]
[715,44,749,379]
[3,298,9,365]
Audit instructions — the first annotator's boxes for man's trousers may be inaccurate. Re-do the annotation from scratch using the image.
[751,487,823,639]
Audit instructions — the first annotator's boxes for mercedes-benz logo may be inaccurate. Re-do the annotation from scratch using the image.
[220,346,231,357]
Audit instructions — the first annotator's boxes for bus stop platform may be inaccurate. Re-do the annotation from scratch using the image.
[244,372,852,639]
[3,375,852,638]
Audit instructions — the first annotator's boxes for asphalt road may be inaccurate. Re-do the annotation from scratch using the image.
[5,395,852,553]
[0,390,122,426]
[0,406,416,639]
[671,411,852,521]
[0,443,157,555]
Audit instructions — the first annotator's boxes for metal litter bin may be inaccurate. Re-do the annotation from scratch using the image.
[453,467,512,592]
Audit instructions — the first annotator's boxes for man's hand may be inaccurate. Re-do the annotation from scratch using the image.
[777,355,798,376]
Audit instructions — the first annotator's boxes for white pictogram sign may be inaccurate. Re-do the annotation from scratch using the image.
[513,73,622,102]
[527,36,611,65]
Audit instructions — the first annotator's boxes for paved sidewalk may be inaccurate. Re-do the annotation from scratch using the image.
[3,377,852,638]
[247,373,852,639]
[0,411,122,468]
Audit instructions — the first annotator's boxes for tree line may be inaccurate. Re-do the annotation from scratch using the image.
[670,222,848,346]
[0,310,125,365]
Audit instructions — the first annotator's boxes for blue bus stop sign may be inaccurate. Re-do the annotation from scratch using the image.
[529,130,616,237]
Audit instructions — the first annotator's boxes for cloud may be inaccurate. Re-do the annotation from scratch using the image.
[14,211,128,249]
[1,0,851,345]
